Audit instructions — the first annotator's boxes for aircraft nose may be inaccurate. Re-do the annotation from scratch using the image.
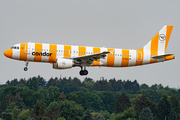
[4,49,12,58]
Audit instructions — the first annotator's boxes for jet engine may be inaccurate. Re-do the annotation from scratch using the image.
[53,58,74,69]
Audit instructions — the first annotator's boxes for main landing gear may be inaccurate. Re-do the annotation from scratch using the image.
[24,62,29,71]
[79,66,88,76]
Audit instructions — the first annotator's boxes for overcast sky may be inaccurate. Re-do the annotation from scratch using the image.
[0,0,179,88]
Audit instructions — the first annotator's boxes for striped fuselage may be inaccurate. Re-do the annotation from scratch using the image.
[7,42,174,68]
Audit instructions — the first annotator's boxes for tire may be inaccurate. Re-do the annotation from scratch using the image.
[79,70,84,76]
[84,70,88,75]
[24,67,28,71]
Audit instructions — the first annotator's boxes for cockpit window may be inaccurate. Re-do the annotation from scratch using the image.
[10,46,19,49]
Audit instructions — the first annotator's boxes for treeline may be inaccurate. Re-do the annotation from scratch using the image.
[0,76,180,120]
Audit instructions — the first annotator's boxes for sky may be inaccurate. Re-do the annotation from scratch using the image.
[0,0,179,88]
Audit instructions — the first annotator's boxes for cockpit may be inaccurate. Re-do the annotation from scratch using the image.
[11,46,19,49]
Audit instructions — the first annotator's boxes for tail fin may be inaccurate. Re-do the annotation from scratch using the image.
[143,25,173,55]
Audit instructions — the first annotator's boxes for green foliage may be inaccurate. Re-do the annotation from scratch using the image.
[99,110,111,120]
[114,107,136,120]
[114,92,131,114]
[58,117,66,120]
[132,94,155,118]
[83,109,93,120]
[17,110,30,120]
[170,95,180,114]
[1,76,180,120]
[156,94,176,120]
[46,102,60,120]
[29,101,46,120]
[57,92,66,102]
[139,107,153,120]
[26,77,39,91]
[12,107,21,120]
[59,100,84,120]
[42,116,51,120]
[2,102,16,120]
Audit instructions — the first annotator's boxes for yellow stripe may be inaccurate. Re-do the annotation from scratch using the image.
[136,48,143,66]
[92,47,100,66]
[79,46,86,56]
[121,49,129,67]
[165,26,173,52]
[106,48,115,67]
[20,43,27,61]
[49,44,57,63]
[34,43,42,62]
[64,45,71,57]
[150,33,159,63]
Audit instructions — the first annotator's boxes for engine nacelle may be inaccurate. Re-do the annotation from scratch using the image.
[53,58,74,69]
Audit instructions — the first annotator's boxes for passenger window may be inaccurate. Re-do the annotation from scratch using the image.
[17,47,19,49]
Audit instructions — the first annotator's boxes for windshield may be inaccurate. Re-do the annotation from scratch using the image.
[11,46,19,49]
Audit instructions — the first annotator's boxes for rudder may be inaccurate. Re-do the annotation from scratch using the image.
[143,25,173,56]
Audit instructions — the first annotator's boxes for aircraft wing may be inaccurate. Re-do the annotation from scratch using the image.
[67,51,110,65]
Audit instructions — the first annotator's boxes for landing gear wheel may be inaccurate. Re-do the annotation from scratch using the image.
[79,70,84,76]
[83,70,88,75]
[24,67,28,71]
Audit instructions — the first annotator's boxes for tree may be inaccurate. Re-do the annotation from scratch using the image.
[14,92,24,110]
[2,102,16,120]
[132,94,155,118]
[17,110,30,120]
[26,77,39,91]
[140,84,149,90]
[139,107,153,120]
[114,92,131,114]
[47,102,60,120]
[169,95,180,119]
[59,100,84,120]
[12,107,21,120]
[83,77,93,83]
[83,109,93,120]
[156,94,176,120]
[37,75,46,87]
[57,92,66,102]
[58,117,66,120]
[98,91,115,113]
[29,101,46,120]
[114,107,136,120]
[19,78,26,85]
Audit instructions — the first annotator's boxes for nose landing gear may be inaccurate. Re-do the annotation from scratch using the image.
[24,62,29,71]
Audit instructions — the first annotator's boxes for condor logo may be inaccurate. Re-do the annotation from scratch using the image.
[32,52,52,57]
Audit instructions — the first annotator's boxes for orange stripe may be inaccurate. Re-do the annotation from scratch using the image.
[165,55,174,61]
[34,43,42,62]
[106,48,115,67]
[165,26,173,52]
[49,44,57,63]
[136,48,144,66]
[79,46,86,56]
[121,49,129,67]
[92,47,100,66]
[20,43,27,61]
[64,45,71,57]
[150,33,159,63]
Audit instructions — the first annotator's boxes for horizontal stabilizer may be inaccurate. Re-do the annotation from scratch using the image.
[151,54,174,60]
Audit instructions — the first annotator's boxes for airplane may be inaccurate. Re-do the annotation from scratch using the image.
[4,25,175,76]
